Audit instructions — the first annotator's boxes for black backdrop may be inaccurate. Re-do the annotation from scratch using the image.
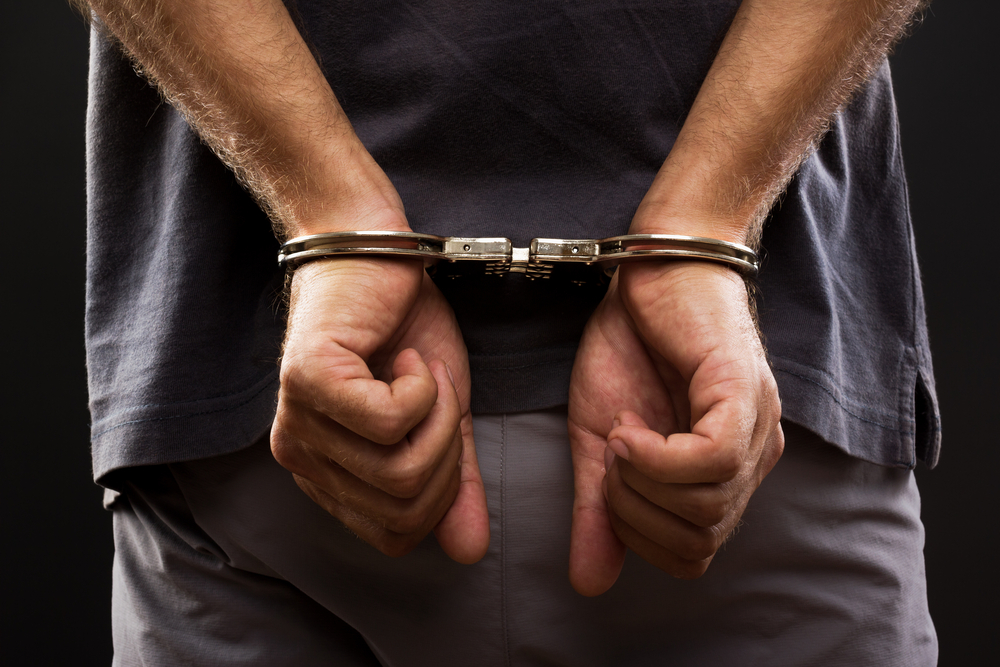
[2,2,996,664]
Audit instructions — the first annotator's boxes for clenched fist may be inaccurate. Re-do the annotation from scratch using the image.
[568,261,784,595]
[270,257,489,563]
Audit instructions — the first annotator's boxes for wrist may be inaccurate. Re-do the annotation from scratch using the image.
[619,257,743,292]
[616,261,751,340]
[628,200,753,247]
[279,136,410,239]
[629,130,765,246]
[286,254,423,342]
[285,199,410,239]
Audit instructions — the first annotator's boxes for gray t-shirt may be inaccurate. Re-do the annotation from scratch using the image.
[85,0,939,483]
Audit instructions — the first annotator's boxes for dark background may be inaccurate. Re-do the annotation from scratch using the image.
[2,1,996,663]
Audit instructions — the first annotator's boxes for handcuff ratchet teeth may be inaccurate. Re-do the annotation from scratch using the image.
[277,231,759,277]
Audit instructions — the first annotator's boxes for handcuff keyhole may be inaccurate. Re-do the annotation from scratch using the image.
[463,244,471,251]
[571,246,579,254]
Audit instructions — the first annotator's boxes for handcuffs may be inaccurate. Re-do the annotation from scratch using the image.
[278,231,759,279]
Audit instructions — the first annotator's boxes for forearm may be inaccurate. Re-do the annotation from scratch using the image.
[632,0,922,246]
[78,0,406,237]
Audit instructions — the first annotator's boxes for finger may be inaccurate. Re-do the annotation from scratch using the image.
[613,427,780,535]
[371,357,463,498]
[606,494,714,580]
[296,480,424,557]
[567,422,627,597]
[606,426,741,484]
[611,413,733,526]
[616,461,735,528]
[282,361,487,562]
[274,355,464,494]
[276,361,466,540]
[434,406,491,565]
[607,405,745,484]
[281,346,438,445]
[612,382,783,528]
[605,460,726,562]
[275,358,461,499]
[282,425,463,537]
[292,473,455,558]
[275,400,450,499]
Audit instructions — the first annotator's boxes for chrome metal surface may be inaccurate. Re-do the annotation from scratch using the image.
[278,231,759,277]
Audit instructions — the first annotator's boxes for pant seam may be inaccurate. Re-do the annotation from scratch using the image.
[500,414,511,667]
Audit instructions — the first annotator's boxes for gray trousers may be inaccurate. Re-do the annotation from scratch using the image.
[110,411,936,666]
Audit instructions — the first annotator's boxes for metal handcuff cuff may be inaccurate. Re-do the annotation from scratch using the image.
[277,231,759,280]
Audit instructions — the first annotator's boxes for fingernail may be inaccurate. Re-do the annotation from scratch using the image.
[607,438,629,461]
[445,363,456,388]
[603,446,615,472]
[612,418,621,430]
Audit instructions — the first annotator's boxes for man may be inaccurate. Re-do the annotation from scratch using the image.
[78,0,939,664]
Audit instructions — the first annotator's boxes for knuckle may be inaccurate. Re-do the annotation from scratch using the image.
[767,389,782,421]
[270,434,307,475]
[277,352,312,399]
[772,425,786,458]
[379,473,424,500]
[760,366,778,396]
[677,530,722,562]
[384,507,431,535]
[274,406,311,443]
[711,444,743,481]
[766,436,785,472]
[369,411,414,445]
[686,489,731,528]
[374,454,434,499]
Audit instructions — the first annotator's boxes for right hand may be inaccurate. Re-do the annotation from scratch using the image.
[567,262,783,594]
[270,256,490,564]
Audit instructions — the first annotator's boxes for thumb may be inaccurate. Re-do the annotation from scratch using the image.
[433,364,490,564]
[568,421,626,596]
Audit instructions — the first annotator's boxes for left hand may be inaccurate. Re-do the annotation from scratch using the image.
[270,257,489,564]
[567,261,784,596]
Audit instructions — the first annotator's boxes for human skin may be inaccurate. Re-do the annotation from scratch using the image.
[77,0,490,564]
[566,0,923,595]
[77,0,923,584]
